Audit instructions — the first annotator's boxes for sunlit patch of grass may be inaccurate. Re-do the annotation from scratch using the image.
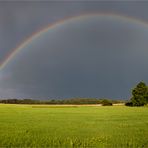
[32,105,79,108]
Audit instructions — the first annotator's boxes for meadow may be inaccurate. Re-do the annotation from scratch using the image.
[0,104,148,148]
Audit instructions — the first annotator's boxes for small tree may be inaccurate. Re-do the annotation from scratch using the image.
[131,81,148,106]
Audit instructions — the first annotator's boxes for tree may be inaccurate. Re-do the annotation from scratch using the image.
[131,81,148,106]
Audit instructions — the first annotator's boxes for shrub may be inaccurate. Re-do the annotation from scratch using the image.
[125,102,133,106]
[101,99,112,106]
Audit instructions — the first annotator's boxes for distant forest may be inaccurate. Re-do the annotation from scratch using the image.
[0,98,124,106]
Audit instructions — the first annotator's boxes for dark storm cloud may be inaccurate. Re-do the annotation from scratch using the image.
[0,16,148,99]
[0,2,148,99]
[1,1,148,61]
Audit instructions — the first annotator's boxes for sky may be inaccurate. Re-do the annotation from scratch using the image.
[0,1,148,100]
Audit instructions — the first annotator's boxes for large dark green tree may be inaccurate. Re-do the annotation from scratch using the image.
[131,81,148,106]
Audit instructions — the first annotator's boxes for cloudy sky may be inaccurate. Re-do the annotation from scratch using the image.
[0,1,148,99]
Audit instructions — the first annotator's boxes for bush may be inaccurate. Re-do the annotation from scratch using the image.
[125,102,133,106]
[101,99,112,106]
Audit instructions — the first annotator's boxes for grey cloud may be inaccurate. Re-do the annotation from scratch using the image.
[0,16,148,99]
[1,2,148,99]
[1,1,148,62]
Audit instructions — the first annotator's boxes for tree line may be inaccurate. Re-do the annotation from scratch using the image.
[0,98,124,106]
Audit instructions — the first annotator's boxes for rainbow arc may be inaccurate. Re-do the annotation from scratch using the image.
[1,13,148,70]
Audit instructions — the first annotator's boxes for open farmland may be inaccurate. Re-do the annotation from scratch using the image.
[0,104,148,147]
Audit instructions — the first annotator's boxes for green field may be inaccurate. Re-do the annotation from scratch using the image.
[0,104,148,147]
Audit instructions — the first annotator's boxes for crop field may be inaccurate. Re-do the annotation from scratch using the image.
[0,104,148,147]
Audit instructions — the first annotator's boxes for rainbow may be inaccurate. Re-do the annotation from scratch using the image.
[1,13,148,70]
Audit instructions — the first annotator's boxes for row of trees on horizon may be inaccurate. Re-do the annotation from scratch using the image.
[0,98,123,106]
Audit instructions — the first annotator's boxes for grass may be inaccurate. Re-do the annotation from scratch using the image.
[0,104,148,147]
